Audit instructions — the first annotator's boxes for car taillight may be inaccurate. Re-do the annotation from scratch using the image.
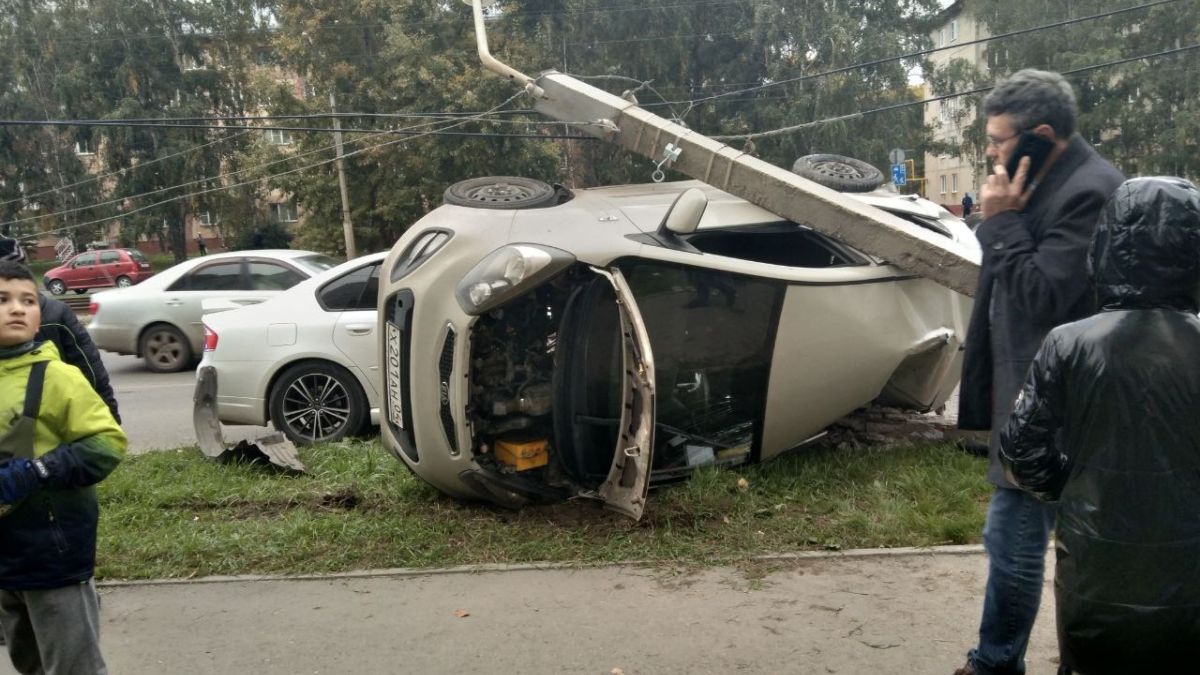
[203,324,219,352]
[88,302,99,316]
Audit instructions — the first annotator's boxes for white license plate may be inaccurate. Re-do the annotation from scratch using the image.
[386,321,404,429]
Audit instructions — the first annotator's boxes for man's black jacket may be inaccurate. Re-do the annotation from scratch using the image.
[36,294,121,423]
[957,134,1123,486]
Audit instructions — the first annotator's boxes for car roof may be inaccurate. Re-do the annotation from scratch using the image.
[575,180,950,232]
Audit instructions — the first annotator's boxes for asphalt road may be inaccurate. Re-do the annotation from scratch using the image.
[102,351,274,454]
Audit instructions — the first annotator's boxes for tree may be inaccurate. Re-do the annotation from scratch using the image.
[931,0,1199,179]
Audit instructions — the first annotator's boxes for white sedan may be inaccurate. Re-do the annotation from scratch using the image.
[194,253,385,445]
[88,249,339,372]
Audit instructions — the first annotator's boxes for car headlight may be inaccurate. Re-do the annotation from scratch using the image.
[455,244,575,314]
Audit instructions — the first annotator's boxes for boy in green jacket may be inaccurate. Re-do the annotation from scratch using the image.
[0,261,126,674]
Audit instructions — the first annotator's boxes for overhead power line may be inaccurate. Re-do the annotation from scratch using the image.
[711,43,1200,141]
[685,0,1182,109]
[0,118,596,138]
[17,92,531,240]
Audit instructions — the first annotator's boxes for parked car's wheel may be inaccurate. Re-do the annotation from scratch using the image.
[269,362,367,445]
[791,154,885,193]
[73,288,87,295]
[444,176,558,209]
[115,275,133,288]
[47,279,66,296]
[140,324,193,373]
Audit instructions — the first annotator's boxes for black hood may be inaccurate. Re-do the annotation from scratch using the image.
[1089,176,1200,311]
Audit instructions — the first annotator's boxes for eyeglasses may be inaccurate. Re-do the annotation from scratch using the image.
[986,132,1021,148]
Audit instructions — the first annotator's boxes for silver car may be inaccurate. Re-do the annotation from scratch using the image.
[379,175,976,519]
[88,249,338,372]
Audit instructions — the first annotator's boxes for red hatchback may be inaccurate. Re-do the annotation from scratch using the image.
[44,248,154,295]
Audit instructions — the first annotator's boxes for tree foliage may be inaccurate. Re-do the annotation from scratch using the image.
[3,0,1192,258]
[930,0,1199,178]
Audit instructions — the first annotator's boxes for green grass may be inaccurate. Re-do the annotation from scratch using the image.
[95,439,992,580]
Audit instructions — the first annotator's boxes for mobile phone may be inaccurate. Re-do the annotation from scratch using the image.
[1004,131,1055,184]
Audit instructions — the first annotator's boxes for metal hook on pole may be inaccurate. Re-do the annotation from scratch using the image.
[651,143,682,183]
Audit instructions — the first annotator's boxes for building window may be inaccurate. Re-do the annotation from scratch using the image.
[938,28,945,47]
[75,138,94,155]
[952,174,959,193]
[940,176,947,195]
[949,20,958,43]
[270,201,298,223]
[199,211,213,227]
[265,129,292,145]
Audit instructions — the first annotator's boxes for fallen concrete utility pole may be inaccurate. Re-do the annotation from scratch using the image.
[465,0,980,297]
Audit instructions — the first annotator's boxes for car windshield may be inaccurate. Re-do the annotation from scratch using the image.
[619,260,783,473]
[557,260,783,484]
[127,249,149,263]
[293,254,340,275]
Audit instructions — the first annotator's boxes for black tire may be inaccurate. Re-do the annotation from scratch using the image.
[73,288,87,295]
[444,176,558,209]
[115,275,133,288]
[47,279,66,296]
[140,324,193,373]
[269,362,368,445]
[791,154,885,193]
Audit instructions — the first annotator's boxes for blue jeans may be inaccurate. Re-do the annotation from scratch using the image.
[968,487,1056,675]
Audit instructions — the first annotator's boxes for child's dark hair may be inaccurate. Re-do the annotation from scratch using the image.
[0,260,35,283]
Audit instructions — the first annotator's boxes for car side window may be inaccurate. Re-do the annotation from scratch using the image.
[248,261,305,291]
[170,261,244,291]
[319,263,380,311]
[73,253,97,267]
[99,251,120,264]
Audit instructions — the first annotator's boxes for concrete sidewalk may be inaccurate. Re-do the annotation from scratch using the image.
[1,547,1060,675]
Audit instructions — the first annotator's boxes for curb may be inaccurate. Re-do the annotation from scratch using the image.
[97,544,985,589]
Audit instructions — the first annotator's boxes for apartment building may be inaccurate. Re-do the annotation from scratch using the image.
[923,0,990,216]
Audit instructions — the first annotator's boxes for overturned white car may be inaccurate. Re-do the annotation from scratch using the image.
[378,166,975,519]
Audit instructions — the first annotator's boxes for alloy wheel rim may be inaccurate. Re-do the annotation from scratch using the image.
[146,332,183,369]
[281,373,351,441]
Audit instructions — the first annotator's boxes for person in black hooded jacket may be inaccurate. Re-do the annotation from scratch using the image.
[999,176,1200,674]
[0,237,119,423]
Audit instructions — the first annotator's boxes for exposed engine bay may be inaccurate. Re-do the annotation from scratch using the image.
[467,269,578,490]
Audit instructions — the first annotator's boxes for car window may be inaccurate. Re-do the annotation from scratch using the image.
[126,249,149,264]
[248,261,306,291]
[686,225,863,268]
[618,259,783,469]
[169,261,244,291]
[99,251,120,264]
[319,262,381,311]
[73,253,97,267]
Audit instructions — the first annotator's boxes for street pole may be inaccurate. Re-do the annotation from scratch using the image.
[329,91,357,259]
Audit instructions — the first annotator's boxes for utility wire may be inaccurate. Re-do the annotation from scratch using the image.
[18,92,529,241]
[686,0,1182,109]
[711,43,1200,141]
[0,118,598,138]
[0,128,258,209]
[0,113,462,229]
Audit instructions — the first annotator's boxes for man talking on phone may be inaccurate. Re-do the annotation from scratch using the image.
[953,70,1124,675]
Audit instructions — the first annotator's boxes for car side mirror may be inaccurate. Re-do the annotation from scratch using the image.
[658,188,708,237]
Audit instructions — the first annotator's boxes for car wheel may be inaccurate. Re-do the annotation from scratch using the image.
[115,275,133,288]
[791,154,885,193]
[47,279,66,296]
[269,362,367,445]
[140,324,193,373]
[443,176,559,209]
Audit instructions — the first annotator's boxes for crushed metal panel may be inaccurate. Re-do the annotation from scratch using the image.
[531,71,980,297]
[193,366,307,474]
